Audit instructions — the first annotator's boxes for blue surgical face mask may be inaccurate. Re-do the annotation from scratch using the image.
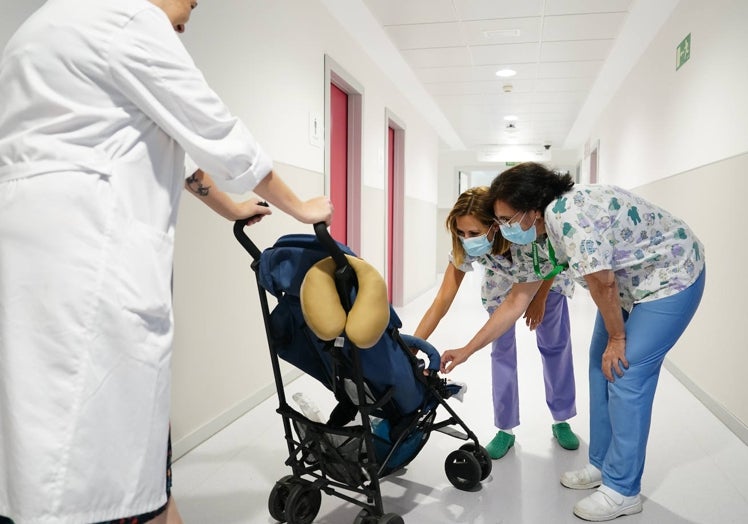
[499,212,537,245]
[460,226,494,257]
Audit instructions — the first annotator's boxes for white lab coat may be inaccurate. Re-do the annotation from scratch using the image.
[0,1,271,522]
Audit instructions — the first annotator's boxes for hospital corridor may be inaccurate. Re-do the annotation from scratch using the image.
[1,0,747,523]
[171,271,748,524]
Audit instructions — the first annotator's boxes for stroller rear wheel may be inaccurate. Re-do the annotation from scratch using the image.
[459,442,492,480]
[444,449,482,491]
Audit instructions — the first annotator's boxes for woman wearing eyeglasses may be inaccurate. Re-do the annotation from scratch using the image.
[413,186,579,461]
[441,163,705,522]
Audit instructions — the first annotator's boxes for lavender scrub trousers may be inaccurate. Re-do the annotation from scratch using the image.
[490,290,576,430]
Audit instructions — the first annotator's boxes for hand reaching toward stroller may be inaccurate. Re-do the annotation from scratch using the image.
[440,347,471,374]
[523,298,545,331]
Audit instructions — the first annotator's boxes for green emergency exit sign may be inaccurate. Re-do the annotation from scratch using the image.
[676,33,691,71]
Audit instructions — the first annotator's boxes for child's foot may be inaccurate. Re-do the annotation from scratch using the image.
[485,430,515,459]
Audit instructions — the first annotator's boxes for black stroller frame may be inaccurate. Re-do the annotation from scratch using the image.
[234,221,491,524]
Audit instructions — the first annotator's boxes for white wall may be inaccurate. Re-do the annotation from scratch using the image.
[588,0,748,189]
[0,0,443,457]
[582,0,748,440]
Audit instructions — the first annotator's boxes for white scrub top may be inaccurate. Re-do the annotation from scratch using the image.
[0,0,271,522]
[511,185,706,312]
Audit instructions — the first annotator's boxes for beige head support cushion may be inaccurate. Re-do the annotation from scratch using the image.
[300,254,390,349]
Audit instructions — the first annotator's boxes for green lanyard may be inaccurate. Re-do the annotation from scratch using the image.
[532,239,568,280]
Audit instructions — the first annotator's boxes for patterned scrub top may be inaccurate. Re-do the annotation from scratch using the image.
[526,184,705,312]
[451,242,575,315]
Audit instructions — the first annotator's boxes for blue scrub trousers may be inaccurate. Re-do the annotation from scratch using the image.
[588,268,706,496]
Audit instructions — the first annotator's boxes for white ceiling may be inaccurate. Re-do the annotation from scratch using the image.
[360,0,634,153]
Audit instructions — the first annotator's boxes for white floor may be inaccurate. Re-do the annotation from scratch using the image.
[172,272,748,523]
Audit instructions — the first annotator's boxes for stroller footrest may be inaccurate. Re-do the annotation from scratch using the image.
[435,426,468,440]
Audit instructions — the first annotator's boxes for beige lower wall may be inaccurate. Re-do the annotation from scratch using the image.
[358,185,386,275]
[435,207,452,274]
[633,152,748,443]
[402,196,438,305]
[170,162,322,458]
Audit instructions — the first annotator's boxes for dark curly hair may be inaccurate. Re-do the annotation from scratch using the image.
[489,162,575,213]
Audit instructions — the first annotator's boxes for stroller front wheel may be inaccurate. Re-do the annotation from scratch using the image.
[459,442,492,481]
[444,449,482,491]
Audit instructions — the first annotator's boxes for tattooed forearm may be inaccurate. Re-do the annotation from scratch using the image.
[186,173,211,197]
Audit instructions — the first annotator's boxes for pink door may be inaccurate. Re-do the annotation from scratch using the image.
[330,84,348,244]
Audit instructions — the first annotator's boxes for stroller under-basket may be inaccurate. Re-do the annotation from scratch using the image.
[234,221,491,524]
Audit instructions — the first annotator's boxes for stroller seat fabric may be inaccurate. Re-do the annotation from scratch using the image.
[259,234,432,418]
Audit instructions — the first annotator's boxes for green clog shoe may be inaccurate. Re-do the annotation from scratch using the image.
[485,430,515,459]
[552,422,580,450]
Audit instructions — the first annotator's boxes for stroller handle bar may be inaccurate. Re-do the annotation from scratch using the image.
[233,219,262,260]
[313,222,348,269]
[233,216,345,270]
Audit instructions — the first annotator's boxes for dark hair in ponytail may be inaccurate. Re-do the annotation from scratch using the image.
[489,162,575,212]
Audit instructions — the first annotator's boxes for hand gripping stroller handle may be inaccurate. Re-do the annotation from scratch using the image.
[232,217,343,264]
[232,201,270,260]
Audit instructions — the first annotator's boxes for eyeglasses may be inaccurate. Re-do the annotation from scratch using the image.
[495,210,524,226]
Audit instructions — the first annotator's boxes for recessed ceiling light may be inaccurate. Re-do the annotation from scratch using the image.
[495,69,517,78]
[504,115,518,121]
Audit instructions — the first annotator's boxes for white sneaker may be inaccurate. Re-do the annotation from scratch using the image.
[561,464,602,490]
[573,485,642,521]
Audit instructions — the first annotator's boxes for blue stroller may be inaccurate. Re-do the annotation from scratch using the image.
[234,221,491,524]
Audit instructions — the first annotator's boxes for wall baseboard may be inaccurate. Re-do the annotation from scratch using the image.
[664,359,748,446]
[172,368,303,461]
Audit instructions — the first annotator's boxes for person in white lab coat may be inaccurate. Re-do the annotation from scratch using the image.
[0,1,332,523]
